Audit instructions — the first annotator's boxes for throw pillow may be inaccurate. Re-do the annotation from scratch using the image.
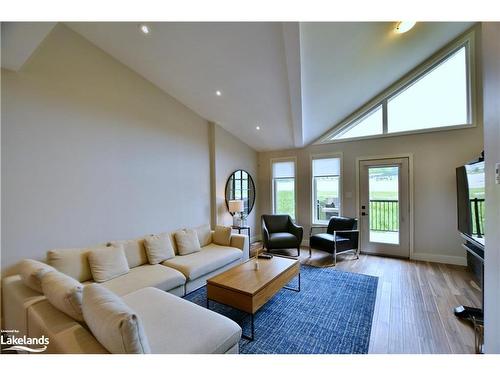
[88,245,130,283]
[19,259,56,293]
[174,229,201,255]
[144,233,175,264]
[213,225,232,246]
[108,238,148,268]
[194,224,212,247]
[46,247,94,282]
[40,270,84,322]
[82,284,151,354]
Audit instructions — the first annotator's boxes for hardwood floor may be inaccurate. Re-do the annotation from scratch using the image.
[250,243,481,354]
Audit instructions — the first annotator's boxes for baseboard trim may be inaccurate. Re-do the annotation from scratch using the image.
[411,252,467,266]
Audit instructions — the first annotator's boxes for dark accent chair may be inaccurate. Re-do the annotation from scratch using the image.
[309,216,359,266]
[261,214,303,257]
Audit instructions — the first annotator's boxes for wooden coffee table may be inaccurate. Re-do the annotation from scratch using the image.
[206,256,300,341]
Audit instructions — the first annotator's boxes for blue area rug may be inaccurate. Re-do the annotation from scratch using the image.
[184,265,378,354]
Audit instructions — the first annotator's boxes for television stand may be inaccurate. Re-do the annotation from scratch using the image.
[454,240,484,324]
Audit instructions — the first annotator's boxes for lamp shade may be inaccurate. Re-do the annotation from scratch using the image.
[228,200,244,213]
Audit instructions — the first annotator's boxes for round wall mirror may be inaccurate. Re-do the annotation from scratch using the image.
[225,170,256,217]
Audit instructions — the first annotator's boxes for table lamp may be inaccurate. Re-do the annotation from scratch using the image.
[228,200,244,226]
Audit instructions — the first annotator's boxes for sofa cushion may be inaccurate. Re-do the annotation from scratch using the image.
[174,229,201,255]
[19,259,56,293]
[122,287,241,353]
[47,247,95,282]
[88,245,130,283]
[40,270,84,322]
[162,244,242,281]
[108,238,148,268]
[144,233,175,264]
[213,225,232,246]
[194,224,212,247]
[269,232,299,248]
[101,264,186,296]
[82,284,151,354]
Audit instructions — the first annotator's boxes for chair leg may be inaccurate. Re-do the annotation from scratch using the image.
[297,246,300,258]
[309,245,312,258]
[333,242,337,266]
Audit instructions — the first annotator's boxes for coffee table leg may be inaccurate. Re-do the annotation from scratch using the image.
[241,313,254,342]
[283,272,301,292]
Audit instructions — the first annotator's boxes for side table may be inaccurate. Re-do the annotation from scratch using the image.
[231,225,250,239]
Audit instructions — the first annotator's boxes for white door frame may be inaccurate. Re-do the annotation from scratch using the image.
[355,153,415,260]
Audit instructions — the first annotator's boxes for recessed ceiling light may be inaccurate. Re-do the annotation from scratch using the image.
[394,21,416,34]
[256,126,261,130]
[139,24,150,35]
[215,90,222,96]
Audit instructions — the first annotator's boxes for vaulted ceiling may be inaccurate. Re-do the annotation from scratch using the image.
[2,21,474,151]
[300,22,474,145]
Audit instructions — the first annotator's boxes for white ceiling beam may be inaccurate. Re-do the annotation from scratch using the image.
[282,22,304,148]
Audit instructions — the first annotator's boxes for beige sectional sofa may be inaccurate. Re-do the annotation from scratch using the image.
[1,225,249,354]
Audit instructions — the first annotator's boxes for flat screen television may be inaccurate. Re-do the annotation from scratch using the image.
[456,155,485,251]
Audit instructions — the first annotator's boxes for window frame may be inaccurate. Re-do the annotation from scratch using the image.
[310,152,343,226]
[270,156,298,220]
[333,104,384,140]
[319,29,476,144]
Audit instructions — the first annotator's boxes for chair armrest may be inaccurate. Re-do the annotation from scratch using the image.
[333,229,360,238]
[333,229,359,246]
[288,221,303,242]
[309,226,328,237]
[230,234,250,261]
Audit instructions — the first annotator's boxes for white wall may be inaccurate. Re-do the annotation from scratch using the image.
[211,123,259,241]
[258,118,483,265]
[1,24,211,275]
[481,22,500,354]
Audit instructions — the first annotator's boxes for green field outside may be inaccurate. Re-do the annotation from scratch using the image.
[275,190,295,218]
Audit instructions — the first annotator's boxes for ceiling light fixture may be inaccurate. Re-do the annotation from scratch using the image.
[215,90,222,96]
[139,24,150,35]
[256,126,261,130]
[394,21,416,34]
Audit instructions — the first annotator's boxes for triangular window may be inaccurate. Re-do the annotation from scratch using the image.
[321,31,473,144]
[333,106,383,140]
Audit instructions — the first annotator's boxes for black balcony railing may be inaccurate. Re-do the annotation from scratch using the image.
[471,198,485,237]
[369,199,399,232]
